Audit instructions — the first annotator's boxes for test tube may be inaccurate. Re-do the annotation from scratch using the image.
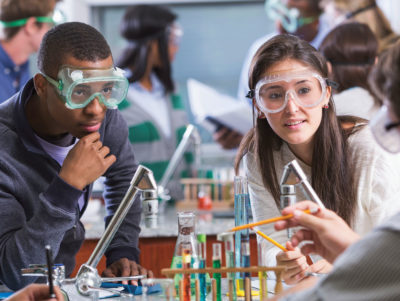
[234,176,251,293]
[241,241,251,301]
[197,234,207,301]
[212,243,222,301]
[182,245,192,301]
[257,241,267,301]
[217,232,237,301]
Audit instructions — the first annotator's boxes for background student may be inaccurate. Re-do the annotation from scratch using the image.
[117,4,192,201]
[0,0,59,103]
[321,0,400,53]
[319,22,380,119]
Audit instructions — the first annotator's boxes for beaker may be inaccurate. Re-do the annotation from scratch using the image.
[170,211,199,295]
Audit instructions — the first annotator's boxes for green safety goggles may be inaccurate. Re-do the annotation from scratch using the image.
[0,16,55,28]
[43,66,129,110]
[0,9,66,28]
[265,0,319,33]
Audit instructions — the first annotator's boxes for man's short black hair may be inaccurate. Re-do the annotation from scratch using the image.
[37,22,113,77]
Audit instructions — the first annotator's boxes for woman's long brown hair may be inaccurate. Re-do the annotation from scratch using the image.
[235,34,364,226]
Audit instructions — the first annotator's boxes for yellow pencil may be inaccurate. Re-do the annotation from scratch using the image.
[229,208,315,232]
[251,227,287,252]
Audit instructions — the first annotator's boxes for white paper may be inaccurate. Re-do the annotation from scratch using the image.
[187,78,253,135]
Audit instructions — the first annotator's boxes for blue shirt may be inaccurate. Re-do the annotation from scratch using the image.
[0,43,30,104]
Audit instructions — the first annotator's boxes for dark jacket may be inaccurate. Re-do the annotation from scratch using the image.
[0,79,141,290]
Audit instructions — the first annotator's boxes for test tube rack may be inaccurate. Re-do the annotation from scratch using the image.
[161,265,285,301]
[178,178,234,211]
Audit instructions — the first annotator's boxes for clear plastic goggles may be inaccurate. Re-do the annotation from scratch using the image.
[264,0,318,33]
[254,70,327,114]
[168,23,183,46]
[369,104,400,153]
[44,66,129,110]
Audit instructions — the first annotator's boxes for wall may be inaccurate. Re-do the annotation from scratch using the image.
[90,1,274,141]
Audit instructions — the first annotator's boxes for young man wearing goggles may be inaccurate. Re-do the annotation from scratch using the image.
[0,0,61,103]
[0,22,153,290]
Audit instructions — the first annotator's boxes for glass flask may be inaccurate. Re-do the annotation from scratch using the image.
[170,211,199,296]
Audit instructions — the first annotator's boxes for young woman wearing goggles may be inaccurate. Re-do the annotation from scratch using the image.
[236,34,400,284]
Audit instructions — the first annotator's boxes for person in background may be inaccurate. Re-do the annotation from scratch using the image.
[319,22,380,119]
[272,41,400,298]
[235,34,400,284]
[5,284,63,301]
[117,4,193,201]
[321,0,400,53]
[216,0,331,149]
[0,22,153,290]
[0,0,59,103]
[237,0,331,105]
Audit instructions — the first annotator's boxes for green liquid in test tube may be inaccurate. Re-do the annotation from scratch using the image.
[197,233,207,301]
[258,241,267,300]
[217,232,237,301]
[212,243,222,301]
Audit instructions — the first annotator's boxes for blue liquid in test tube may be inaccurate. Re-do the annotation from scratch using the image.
[234,176,251,285]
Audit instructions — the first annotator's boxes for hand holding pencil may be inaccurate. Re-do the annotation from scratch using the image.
[229,208,317,233]
[274,201,361,263]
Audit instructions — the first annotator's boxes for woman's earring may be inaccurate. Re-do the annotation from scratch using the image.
[258,111,266,119]
[323,104,329,109]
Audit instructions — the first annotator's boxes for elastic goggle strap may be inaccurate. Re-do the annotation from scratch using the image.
[297,15,319,27]
[346,2,377,19]
[44,75,64,92]
[0,16,54,28]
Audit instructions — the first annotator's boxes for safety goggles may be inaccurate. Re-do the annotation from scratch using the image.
[0,9,65,28]
[265,0,318,33]
[44,66,129,110]
[251,70,328,114]
[369,104,400,153]
[167,23,183,46]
